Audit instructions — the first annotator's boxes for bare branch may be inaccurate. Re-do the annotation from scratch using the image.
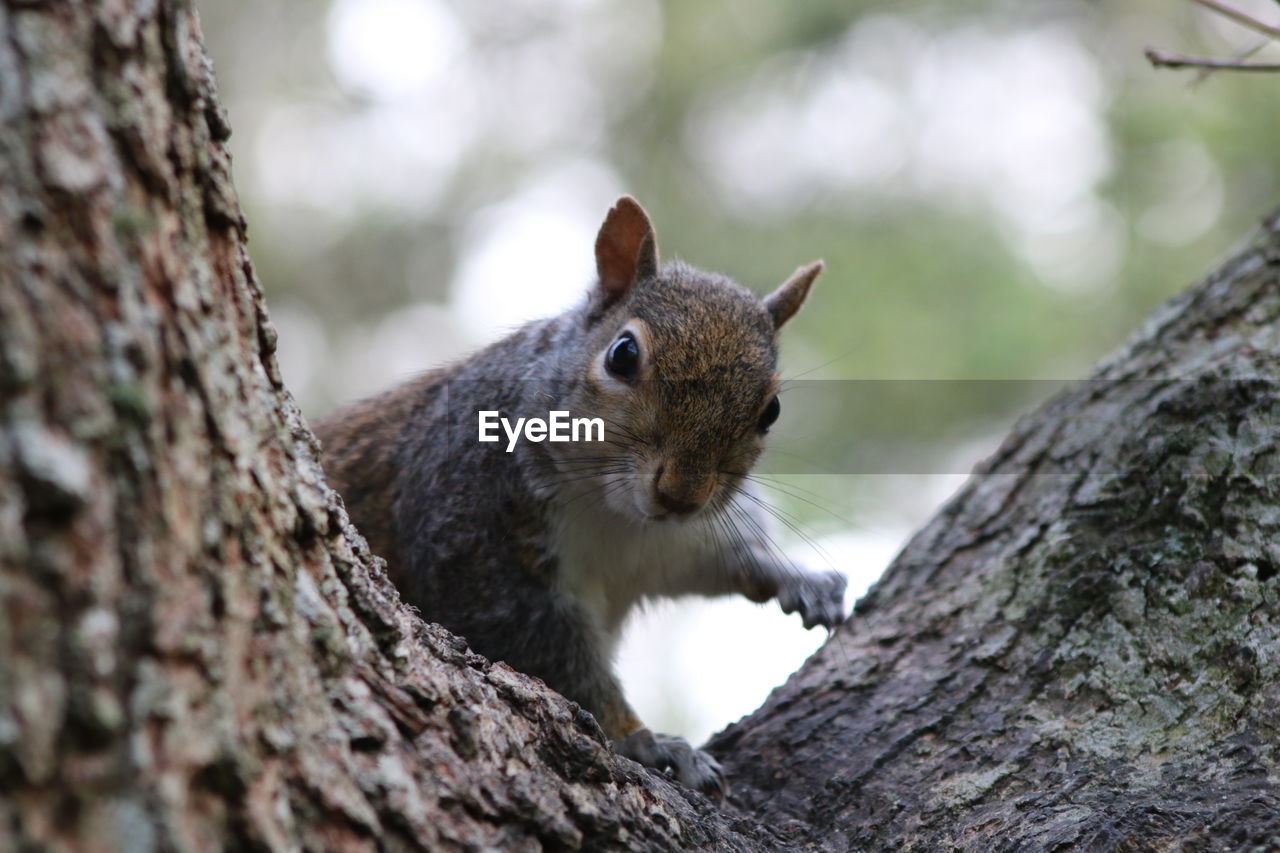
[1191,38,1271,83]
[1145,46,1280,70]
[1189,0,1280,41]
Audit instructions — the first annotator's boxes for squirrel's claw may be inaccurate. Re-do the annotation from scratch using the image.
[777,569,848,631]
[614,728,729,802]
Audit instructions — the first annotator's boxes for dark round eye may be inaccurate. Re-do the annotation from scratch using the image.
[605,333,640,380]
[758,395,781,433]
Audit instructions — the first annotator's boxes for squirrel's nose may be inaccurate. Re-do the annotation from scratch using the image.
[653,463,708,515]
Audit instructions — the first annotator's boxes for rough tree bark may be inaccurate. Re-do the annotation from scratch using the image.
[0,2,767,850]
[0,2,1277,851]
[711,221,1280,850]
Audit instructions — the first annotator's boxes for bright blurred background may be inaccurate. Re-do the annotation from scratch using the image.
[199,0,1280,744]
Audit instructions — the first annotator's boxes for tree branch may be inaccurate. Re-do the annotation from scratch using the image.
[1147,0,1280,75]
[1145,46,1280,71]
[1188,0,1280,41]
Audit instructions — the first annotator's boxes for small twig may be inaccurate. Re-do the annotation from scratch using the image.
[1188,0,1280,41]
[1145,46,1280,70]
[1192,38,1270,83]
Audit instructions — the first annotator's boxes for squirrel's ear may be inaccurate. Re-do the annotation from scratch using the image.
[594,196,659,308]
[764,260,823,329]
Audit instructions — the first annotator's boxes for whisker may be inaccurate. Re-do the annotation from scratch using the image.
[779,347,860,383]
[723,485,856,662]
[730,485,839,572]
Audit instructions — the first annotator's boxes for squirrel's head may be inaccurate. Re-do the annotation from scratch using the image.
[555,196,822,524]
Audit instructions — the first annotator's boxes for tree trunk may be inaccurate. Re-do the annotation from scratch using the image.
[1,2,1277,851]
[0,3,767,850]
[710,219,1280,850]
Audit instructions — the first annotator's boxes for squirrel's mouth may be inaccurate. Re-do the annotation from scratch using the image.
[636,489,708,523]
[642,508,696,523]
[637,460,714,520]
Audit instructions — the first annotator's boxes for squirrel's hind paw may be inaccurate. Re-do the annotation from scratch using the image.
[614,728,729,801]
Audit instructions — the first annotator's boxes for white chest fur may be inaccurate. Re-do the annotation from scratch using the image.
[548,499,720,642]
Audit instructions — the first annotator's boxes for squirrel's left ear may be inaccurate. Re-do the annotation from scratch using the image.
[594,196,659,309]
[764,260,823,329]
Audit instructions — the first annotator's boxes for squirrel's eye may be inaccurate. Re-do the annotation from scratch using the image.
[758,395,781,433]
[605,333,640,380]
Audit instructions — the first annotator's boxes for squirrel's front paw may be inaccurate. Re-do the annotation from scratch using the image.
[614,728,728,800]
[777,569,848,630]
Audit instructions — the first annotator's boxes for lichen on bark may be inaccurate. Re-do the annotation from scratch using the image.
[712,212,1280,850]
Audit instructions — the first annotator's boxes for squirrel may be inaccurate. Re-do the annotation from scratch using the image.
[314,196,848,797]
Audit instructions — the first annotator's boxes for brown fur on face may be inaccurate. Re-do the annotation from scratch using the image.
[558,261,780,520]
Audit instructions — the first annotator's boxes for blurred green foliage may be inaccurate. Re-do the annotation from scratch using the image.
[197,0,1280,741]
[199,0,1279,528]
